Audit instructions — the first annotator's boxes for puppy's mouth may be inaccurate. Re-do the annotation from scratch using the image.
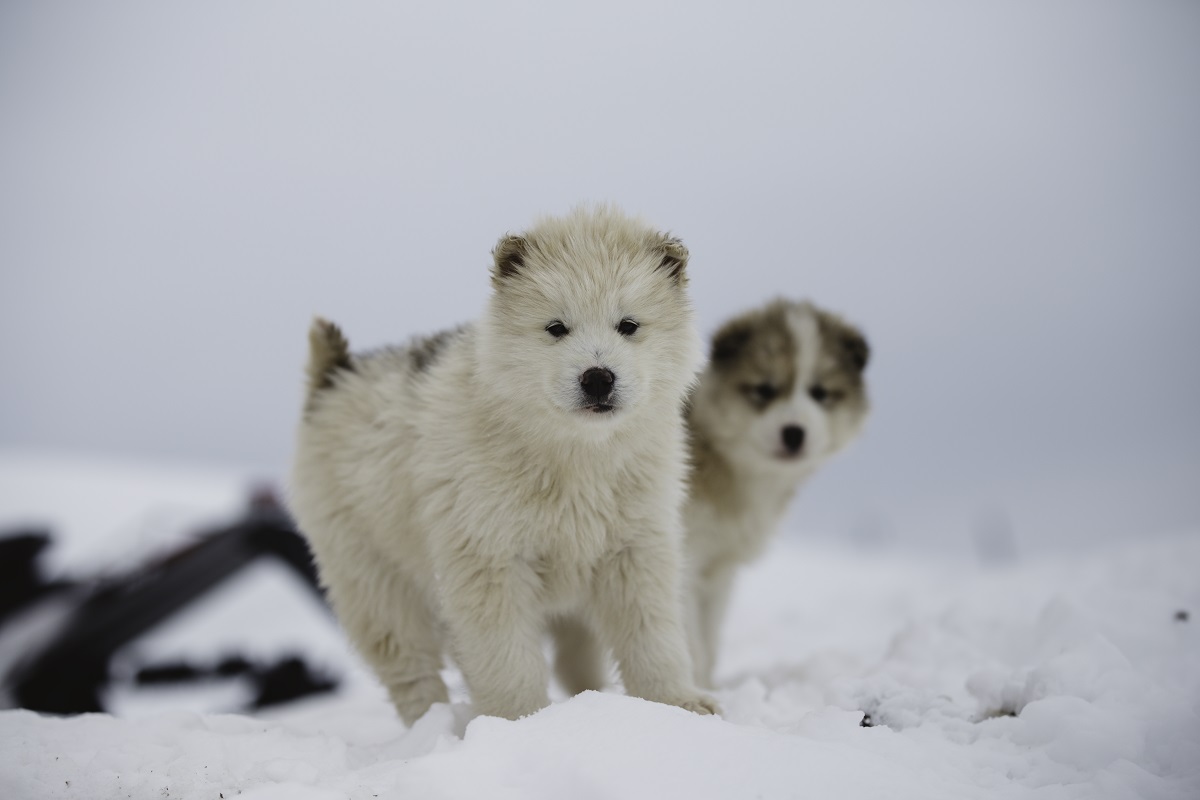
[582,402,617,414]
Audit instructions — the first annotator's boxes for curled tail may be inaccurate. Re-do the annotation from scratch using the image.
[306,316,354,397]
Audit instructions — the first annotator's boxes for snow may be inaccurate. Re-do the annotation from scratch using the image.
[1,453,1198,799]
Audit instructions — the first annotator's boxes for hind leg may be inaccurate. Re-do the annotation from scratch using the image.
[318,553,448,726]
[550,616,608,695]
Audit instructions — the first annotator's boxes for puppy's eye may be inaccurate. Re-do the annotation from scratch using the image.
[546,322,569,338]
[754,383,778,402]
[617,319,639,337]
[809,384,829,403]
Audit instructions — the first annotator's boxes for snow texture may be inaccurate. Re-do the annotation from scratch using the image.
[1,455,1198,799]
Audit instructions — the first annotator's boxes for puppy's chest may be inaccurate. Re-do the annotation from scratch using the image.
[727,506,780,557]
[525,492,623,561]
[690,485,793,565]
[516,477,638,603]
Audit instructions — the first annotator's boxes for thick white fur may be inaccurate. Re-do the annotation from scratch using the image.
[289,206,717,724]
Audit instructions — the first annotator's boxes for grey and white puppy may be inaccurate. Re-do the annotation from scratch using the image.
[552,298,870,695]
[683,299,870,686]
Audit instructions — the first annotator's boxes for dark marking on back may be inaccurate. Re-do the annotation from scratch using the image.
[408,328,461,373]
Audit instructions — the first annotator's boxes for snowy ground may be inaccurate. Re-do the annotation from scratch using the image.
[1,451,1198,799]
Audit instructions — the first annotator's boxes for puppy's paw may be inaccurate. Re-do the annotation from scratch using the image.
[676,693,721,716]
[389,674,450,727]
[644,689,720,716]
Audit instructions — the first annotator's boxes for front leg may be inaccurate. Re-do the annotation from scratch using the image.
[690,562,738,688]
[439,553,549,720]
[590,537,720,716]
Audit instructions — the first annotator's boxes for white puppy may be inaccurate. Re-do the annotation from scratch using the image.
[289,206,717,724]
[684,298,870,686]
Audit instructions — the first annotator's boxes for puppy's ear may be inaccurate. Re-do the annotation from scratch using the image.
[711,322,752,366]
[492,234,529,282]
[653,235,689,282]
[815,305,870,374]
[841,329,870,373]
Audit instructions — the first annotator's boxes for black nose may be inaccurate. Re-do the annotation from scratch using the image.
[580,367,615,400]
[781,425,805,454]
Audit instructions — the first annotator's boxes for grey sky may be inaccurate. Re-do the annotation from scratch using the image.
[2,1,1198,554]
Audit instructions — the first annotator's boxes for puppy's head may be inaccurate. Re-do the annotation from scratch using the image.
[478,205,702,432]
[693,299,869,472]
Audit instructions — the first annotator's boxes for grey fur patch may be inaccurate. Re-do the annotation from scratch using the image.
[811,306,870,412]
[709,300,798,410]
[815,307,870,373]
[354,325,467,378]
[710,325,752,364]
[408,327,462,373]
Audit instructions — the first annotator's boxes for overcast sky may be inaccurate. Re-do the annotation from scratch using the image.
[2,1,1198,555]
